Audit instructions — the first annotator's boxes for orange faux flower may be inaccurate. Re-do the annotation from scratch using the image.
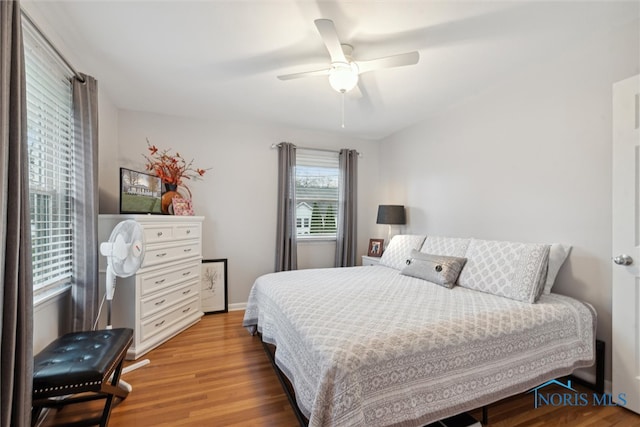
[143,139,209,190]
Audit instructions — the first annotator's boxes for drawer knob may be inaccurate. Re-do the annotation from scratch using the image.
[156,252,168,258]
[157,231,163,237]
[186,230,191,234]
[155,320,165,328]
[155,279,165,285]
[182,271,191,276]
[183,248,192,253]
[182,289,191,295]
[155,299,166,306]
[182,307,191,313]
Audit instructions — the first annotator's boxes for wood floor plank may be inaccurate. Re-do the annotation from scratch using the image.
[41,310,640,426]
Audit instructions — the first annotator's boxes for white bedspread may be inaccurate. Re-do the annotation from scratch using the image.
[243,266,596,427]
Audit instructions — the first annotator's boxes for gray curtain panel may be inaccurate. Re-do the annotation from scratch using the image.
[0,1,34,426]
[335,149,358,267]
[71,74,99,331]
[275,142,297,272]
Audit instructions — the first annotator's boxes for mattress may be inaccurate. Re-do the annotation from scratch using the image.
[243,265,596,427]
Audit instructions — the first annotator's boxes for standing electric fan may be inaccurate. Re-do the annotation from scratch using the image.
[99,219,148,391]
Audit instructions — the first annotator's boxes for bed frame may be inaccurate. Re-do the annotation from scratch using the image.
[261,337,605,427]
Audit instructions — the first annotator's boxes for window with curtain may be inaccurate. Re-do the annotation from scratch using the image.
[23,19,75,298]
[295,149,339,239]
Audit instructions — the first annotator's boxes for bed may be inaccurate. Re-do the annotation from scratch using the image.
[243,236,596,427]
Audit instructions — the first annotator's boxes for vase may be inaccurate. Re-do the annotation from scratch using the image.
[161,183,180,214]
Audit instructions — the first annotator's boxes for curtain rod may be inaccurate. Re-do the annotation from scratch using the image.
[21,10,86,83]
[271,143,361,157]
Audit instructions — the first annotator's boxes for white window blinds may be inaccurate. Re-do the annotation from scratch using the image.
[23,21,75,292]
[295,149,339,238]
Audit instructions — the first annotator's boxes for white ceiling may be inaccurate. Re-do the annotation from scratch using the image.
[25,1,638,140]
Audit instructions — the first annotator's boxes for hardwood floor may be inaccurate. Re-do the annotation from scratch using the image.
[42,311,640,426]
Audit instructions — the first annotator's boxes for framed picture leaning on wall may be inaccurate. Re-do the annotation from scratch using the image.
[200,259,228,314]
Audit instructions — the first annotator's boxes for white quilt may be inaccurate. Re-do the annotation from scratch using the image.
[243,266,596,427]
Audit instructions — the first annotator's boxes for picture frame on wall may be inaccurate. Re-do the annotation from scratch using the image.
[200,259,228,314]
[119,167,163,214]
[368,238,384,257]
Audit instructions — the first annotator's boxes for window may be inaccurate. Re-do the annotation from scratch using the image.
[23,20,74,295]
[295,149,339,238]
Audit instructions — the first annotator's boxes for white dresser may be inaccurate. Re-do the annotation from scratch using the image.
[98,214,204,360]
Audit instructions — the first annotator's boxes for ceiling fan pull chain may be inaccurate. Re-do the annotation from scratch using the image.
[341,91,345,128]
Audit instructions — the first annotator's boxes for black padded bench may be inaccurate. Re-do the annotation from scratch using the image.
[32,328,133,427]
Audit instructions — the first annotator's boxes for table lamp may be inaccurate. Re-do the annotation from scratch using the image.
[376,205,406,248]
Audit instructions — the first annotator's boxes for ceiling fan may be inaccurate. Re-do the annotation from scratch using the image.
[277,19,420,94]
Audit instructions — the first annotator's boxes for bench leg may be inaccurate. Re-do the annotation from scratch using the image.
[31,357,130,427]
[98,355,128,426]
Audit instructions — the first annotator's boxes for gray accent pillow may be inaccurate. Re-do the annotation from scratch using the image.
[401,249,467,288]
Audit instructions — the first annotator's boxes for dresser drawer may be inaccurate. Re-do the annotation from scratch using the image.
[139,262,200,295]
[140,281,199,318]
[143,240,201,267]
[174,223,200,240]
[140,297,200,342]
[143,225,174,243]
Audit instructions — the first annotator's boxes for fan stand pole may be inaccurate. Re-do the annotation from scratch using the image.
[106,300,113,330]
[105,266,116,330]
[104,264,150,392]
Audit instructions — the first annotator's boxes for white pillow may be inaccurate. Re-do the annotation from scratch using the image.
[420,236,471,257]
[543,243,572,294]
[457,239,550,303]
[379,235,426,270]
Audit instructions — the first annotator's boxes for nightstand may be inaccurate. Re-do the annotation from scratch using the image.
[361,255,381,266]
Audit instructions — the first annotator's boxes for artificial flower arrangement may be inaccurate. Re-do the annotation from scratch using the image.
[143,138,208,198]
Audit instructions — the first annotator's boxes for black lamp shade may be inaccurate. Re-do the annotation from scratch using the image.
[376,205,406,225]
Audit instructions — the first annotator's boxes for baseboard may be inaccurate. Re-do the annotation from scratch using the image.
[571,368,612,394]
[229,302,247,311]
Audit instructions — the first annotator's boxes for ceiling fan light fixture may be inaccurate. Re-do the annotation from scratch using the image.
[329,62,359,93]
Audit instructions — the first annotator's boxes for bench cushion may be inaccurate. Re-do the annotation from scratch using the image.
[33,328,133,397]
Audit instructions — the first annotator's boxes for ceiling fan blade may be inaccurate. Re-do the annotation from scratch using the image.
[314,19,347,64]
[355,51,420,74]
[277,68,331,81]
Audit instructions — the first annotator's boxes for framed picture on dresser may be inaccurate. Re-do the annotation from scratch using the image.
[119,167,162,214]
[200,259,228,314]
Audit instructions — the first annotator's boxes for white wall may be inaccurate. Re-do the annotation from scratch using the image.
[112,111,380,307]
[98,90,120,214]
[379,19,640,383]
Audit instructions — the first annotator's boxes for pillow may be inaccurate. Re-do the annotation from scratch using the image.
[543,243,572,294]
[457,239,550,303]
[401,249,467,288]
[379,235,426,270]
[420,236,471,257]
